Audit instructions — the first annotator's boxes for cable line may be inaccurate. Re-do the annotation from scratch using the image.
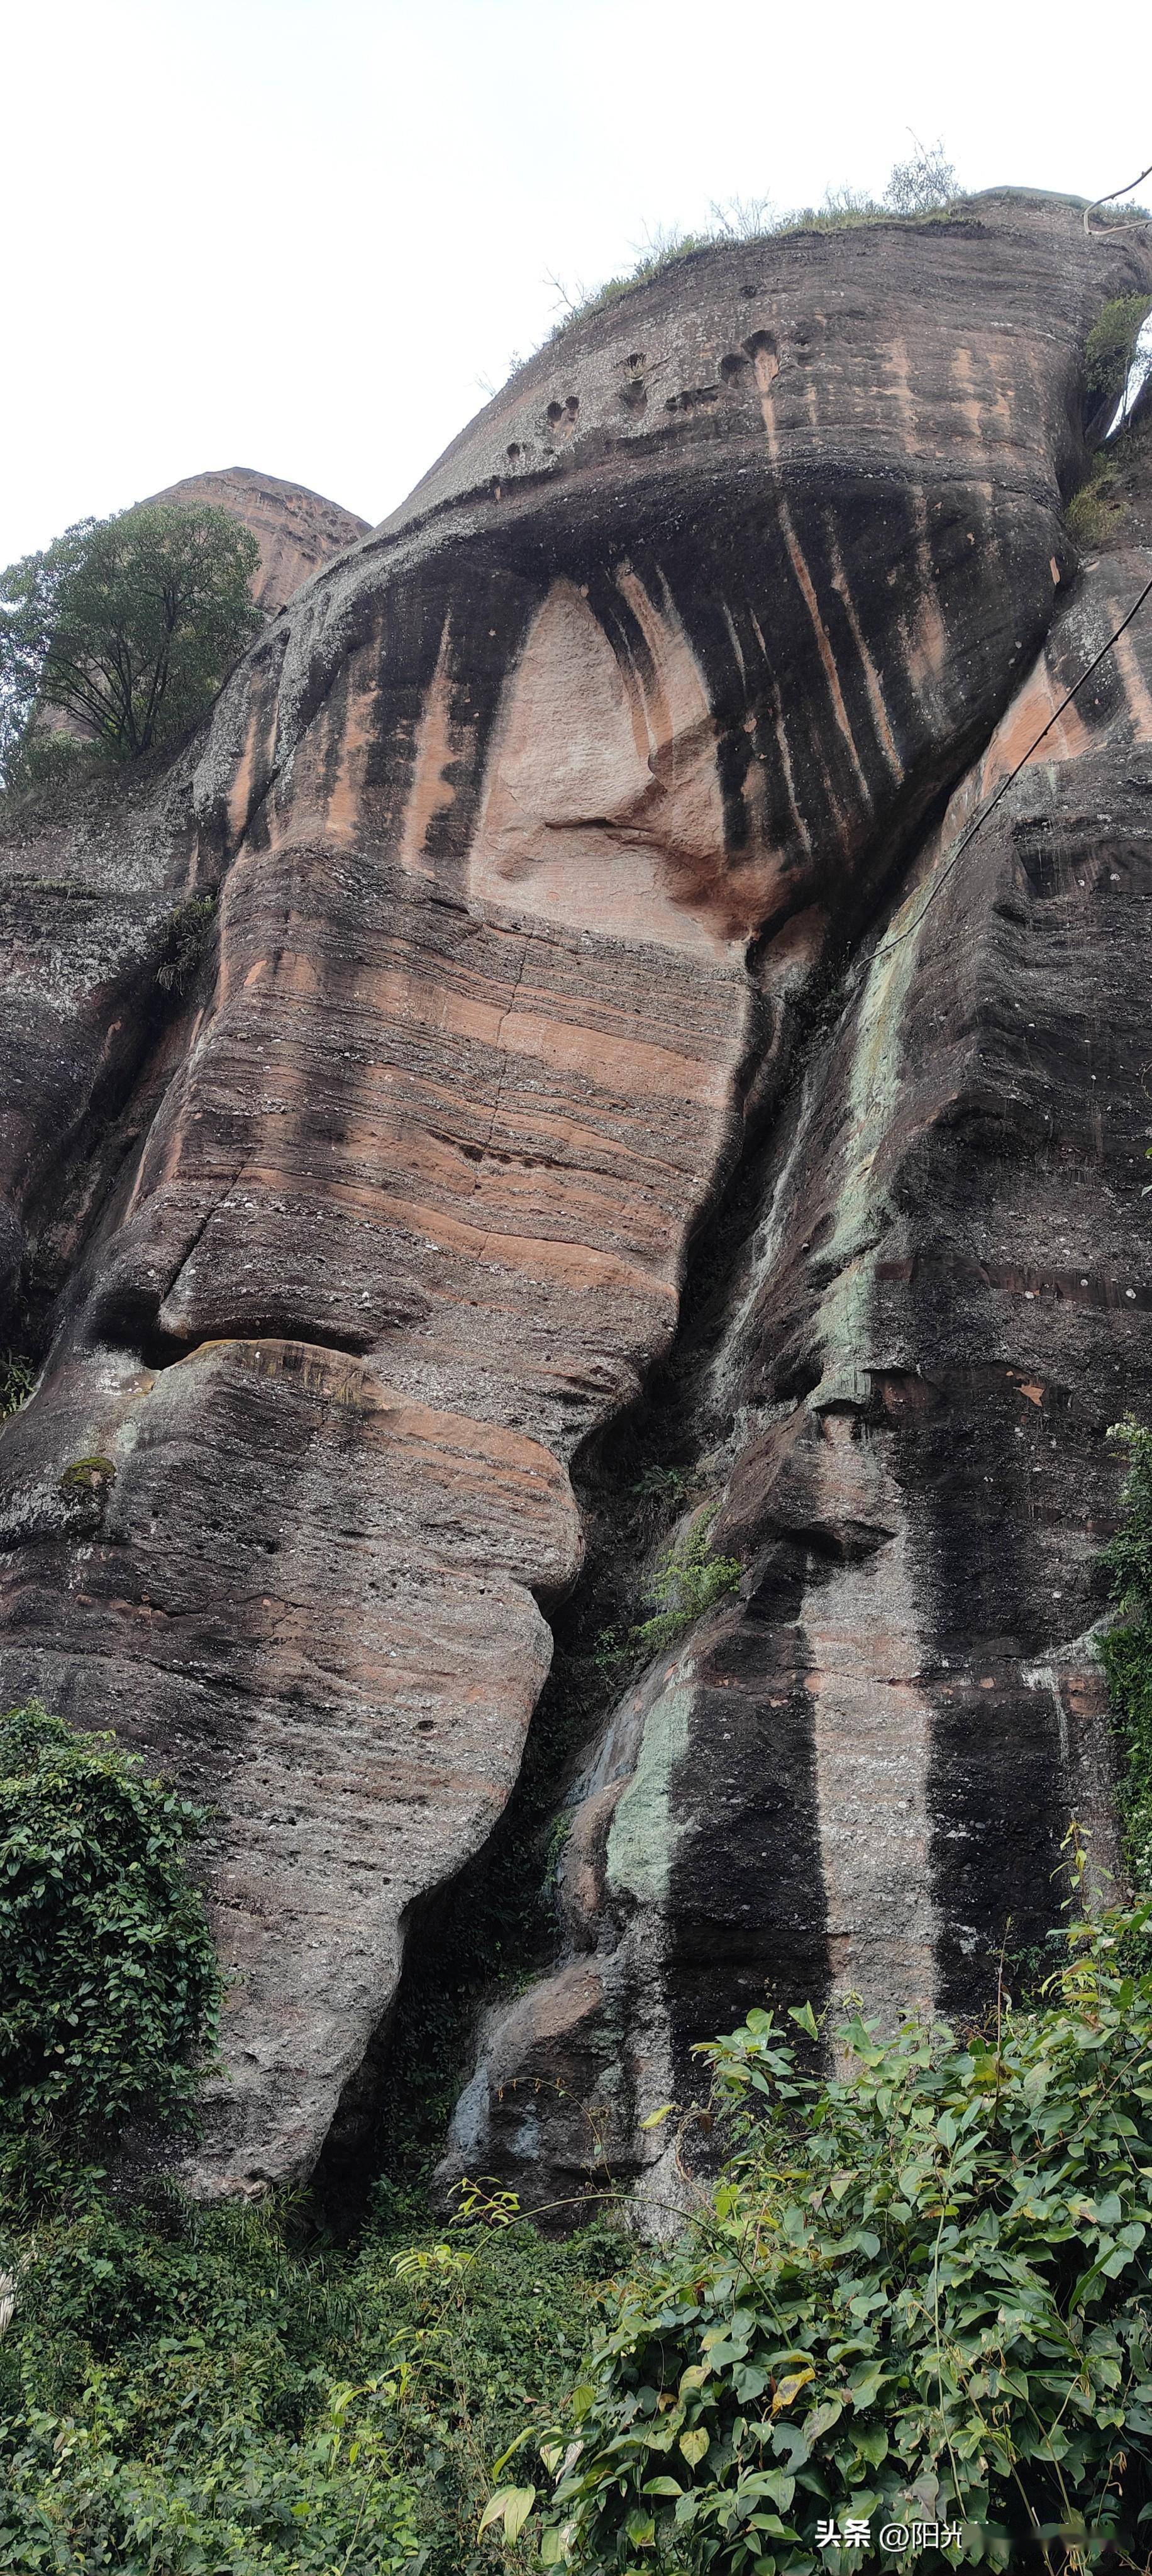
[872,565,1152,958]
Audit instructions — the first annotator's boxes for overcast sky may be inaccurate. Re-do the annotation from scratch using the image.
[4,0,1149,569]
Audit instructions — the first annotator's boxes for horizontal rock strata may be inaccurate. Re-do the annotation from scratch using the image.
[145,465,371,613]
[444,430,1152,2222]
[0,194,1148,2194]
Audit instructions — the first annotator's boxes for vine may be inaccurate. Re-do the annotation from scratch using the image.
[0,1701,219,2184]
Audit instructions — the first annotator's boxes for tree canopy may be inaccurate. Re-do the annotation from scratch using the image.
[0,499,262,774]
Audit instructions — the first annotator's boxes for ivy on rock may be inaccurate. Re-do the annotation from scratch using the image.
[0,1701,219,2174]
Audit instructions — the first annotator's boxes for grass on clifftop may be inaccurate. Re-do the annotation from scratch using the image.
[536,168,1151,369]
[540,145,963,343]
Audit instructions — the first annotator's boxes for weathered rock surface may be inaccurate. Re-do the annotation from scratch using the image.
[146,466,370,612]
[443,492,1152,2220]
[0,193,1149,2197]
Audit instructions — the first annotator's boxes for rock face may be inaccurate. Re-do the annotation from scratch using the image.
[442,470,1152,2220]
[0,194,1149,2198]
[145,467,370,612]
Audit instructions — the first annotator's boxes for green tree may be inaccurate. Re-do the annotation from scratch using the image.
[0,1701,219,2163]
[0,500,261,774]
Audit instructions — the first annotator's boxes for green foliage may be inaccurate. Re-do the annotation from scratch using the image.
[630,1463,692,1512]
[1101,1419,1152,1887]
[0,501,262,774]
[586,1512,741,1683]
[0,1348,35,1422]
[532,1882,1152,2572]
[1066,449,1127,548]
[0,725,102,806]
[631,1509,741,1660]
[1085,295,1152,409]
[156,894,218,995]
[0,1702,219,2165]
[0,2186,629,2575]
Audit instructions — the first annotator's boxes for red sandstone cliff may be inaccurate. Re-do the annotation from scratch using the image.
[145,465,370,612]
[0,193,1149,2202]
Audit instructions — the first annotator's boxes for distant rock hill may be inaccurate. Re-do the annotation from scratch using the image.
[145,465,369,611]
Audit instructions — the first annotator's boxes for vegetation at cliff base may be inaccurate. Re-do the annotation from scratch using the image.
[9,1702,1152,2572]
[0,499,261,782]
[0,1701,219,2179]
[0,2182,629,2575]
[524,1875,1152,2573]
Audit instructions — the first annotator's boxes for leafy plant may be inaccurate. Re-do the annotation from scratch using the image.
[531,1864,1152,2572]
[1101,1418,1152,1888]
[1085,295,1152,412]
[631,1465,692,1509]
[0,2185,629,2576]
[0,501,262,775]
[0,726,101,809]
[0,1349,35,1423]
[882,139,958,217]
[0,1701,219,2168]
[631,1509,741,1660]
[1066,450,1127,548]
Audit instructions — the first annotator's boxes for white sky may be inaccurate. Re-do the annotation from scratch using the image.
[4,0,1150,569]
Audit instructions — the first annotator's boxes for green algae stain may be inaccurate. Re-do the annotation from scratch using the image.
[605,1683,694,1911]
[812,838,940,1403]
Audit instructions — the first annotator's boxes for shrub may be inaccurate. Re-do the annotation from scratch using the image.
[0,2187,629,2575]
[530,1876,1152,2572]
[631,1509,741,1660]
[882,140,957,218]
[0,500,261,776]
[1066,451,1127,549]
[543,152,963,345]
[0,1701,219,2165]
[1085,295,1152,413]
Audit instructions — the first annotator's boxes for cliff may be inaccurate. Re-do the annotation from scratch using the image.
[0,192,1149,2203]
[144,466,370,613]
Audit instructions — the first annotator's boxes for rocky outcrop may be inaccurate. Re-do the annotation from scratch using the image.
[0,193,1149,2197]
[145,467,370,612]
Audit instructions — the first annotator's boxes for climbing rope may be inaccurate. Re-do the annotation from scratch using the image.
[872,564,1152,958]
